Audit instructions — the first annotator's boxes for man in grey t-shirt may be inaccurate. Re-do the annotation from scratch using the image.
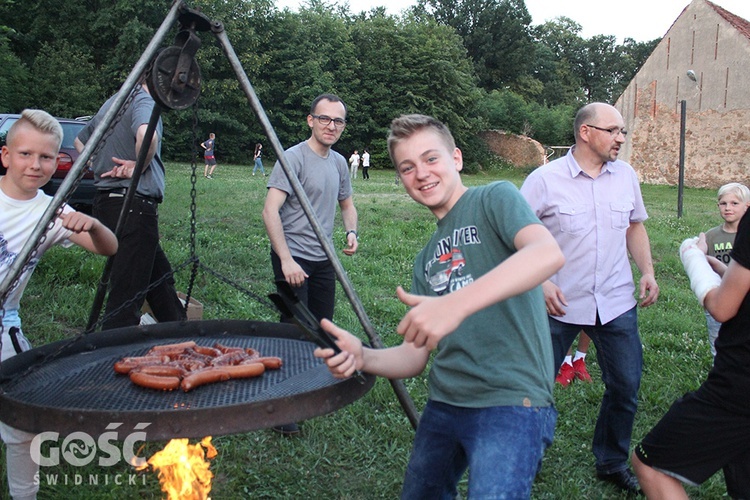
[75,81,185,330]
[262,93,359,435]
[262,93,358,322]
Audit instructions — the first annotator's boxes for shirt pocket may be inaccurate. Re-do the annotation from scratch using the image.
[558,204,588,234]
[610,202,634,231]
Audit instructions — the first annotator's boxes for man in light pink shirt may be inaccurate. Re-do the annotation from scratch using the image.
[521,102,659,495]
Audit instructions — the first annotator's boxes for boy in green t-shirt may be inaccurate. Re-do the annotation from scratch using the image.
[315,114,564,498]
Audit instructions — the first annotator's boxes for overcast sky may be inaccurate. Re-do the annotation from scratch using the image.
[275,0,750,43]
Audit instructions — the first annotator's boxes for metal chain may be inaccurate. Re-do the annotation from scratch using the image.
[88,258,196,333]
[0,256,199,390]
[197,263,275,311]
[184,102,200,308]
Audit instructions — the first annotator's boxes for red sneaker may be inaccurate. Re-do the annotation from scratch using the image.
[555,362,575,387]
[573,357,592,382]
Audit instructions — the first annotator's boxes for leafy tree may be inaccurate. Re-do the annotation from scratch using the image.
[532,17,660,106]
[526,101,575,146]
[477,89,575,147]
[479,89,529,134]
[531,17,587,105]
[414,0,534,91]
[162,0,276,163]
[0,0,660,166]
[0,31,29,113]
[580,34,623,102]
[29,40,103,117]
[347,10,483,168]
[258,2,361,155]
[612,37,660,100]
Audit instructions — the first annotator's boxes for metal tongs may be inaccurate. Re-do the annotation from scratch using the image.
[268,281,366,384]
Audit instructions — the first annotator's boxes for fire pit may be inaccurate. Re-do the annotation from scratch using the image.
[0,320,374,440]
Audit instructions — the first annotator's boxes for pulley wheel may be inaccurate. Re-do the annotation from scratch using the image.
[148,46,201,110]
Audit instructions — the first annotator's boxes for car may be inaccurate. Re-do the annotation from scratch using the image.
[0,113,94,212]
[427,248,466,295]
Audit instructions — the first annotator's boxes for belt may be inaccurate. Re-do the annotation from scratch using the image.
[98,188,161,204]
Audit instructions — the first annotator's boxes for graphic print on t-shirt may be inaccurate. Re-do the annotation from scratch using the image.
[424,225,481,295]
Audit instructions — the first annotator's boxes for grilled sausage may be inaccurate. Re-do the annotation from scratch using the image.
[209,351,248,367]
[129,371,181,391]
[255,357,283,370]
[178,349,214,364]
[113,355,169,374]
[213,342,245,354]
[192,345,223,357]
[132,365,187,378]
[222,362,265,379]
[181,368,231,392]
[148,341,197,353]
[169,358,206,372]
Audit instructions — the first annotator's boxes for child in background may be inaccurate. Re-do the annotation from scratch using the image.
[0,109,118,499]
[252,143,266,176]
[315,114,564,498]
[348,149,360,180]
[701,182,750,356]
[202,132,217,179]
[361,148,370,180]
[555,332,592,386]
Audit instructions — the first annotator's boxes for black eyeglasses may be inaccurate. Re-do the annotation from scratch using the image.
[586,124,627,137]
[311,114,346,128]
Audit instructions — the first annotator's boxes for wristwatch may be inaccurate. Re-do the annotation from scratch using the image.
[345,230,358,240]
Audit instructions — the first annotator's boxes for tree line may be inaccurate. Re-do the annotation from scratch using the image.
[0,0,658,171]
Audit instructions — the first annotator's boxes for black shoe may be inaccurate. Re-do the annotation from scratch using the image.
[597,468,642,495]
[272,423,300,436]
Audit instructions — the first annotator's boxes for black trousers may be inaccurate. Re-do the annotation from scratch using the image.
[270,250,336,322]
[94,193,186,329]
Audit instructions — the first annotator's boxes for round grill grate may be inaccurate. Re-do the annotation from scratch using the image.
[0,320,374,440]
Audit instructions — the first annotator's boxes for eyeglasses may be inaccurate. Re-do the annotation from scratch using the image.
[311,114,346,128]
[586,124,627,137]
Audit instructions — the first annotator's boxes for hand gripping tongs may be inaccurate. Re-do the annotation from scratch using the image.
[268,281,366,384]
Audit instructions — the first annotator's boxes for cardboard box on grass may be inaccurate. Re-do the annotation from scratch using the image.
[140,292,203,324]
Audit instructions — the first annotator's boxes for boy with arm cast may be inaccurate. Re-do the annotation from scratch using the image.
[632,211,750,499]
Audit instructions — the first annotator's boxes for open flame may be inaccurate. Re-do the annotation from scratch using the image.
[136,437,217,499]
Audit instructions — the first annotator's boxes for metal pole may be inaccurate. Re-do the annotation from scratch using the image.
[212,24,421,430]
[0,0,184,300]
[678,99,686,218]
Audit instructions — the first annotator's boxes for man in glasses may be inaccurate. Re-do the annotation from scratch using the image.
[262,93,359,435]
[520,102,659,494]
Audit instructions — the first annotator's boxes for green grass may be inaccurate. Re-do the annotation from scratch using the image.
[2,162,729,498]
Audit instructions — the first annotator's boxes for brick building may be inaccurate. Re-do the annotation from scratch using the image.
[615,0,750,189]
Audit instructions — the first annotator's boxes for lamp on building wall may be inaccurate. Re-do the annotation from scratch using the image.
[678,69,700,218]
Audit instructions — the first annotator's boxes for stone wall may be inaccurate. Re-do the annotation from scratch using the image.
[478,130,546,168]
[616,0,750,189]
[628,99,750,189]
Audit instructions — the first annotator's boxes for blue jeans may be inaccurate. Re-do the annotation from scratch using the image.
[401,401,557,499]
[253,158,265,175]
[549,307,642,474]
